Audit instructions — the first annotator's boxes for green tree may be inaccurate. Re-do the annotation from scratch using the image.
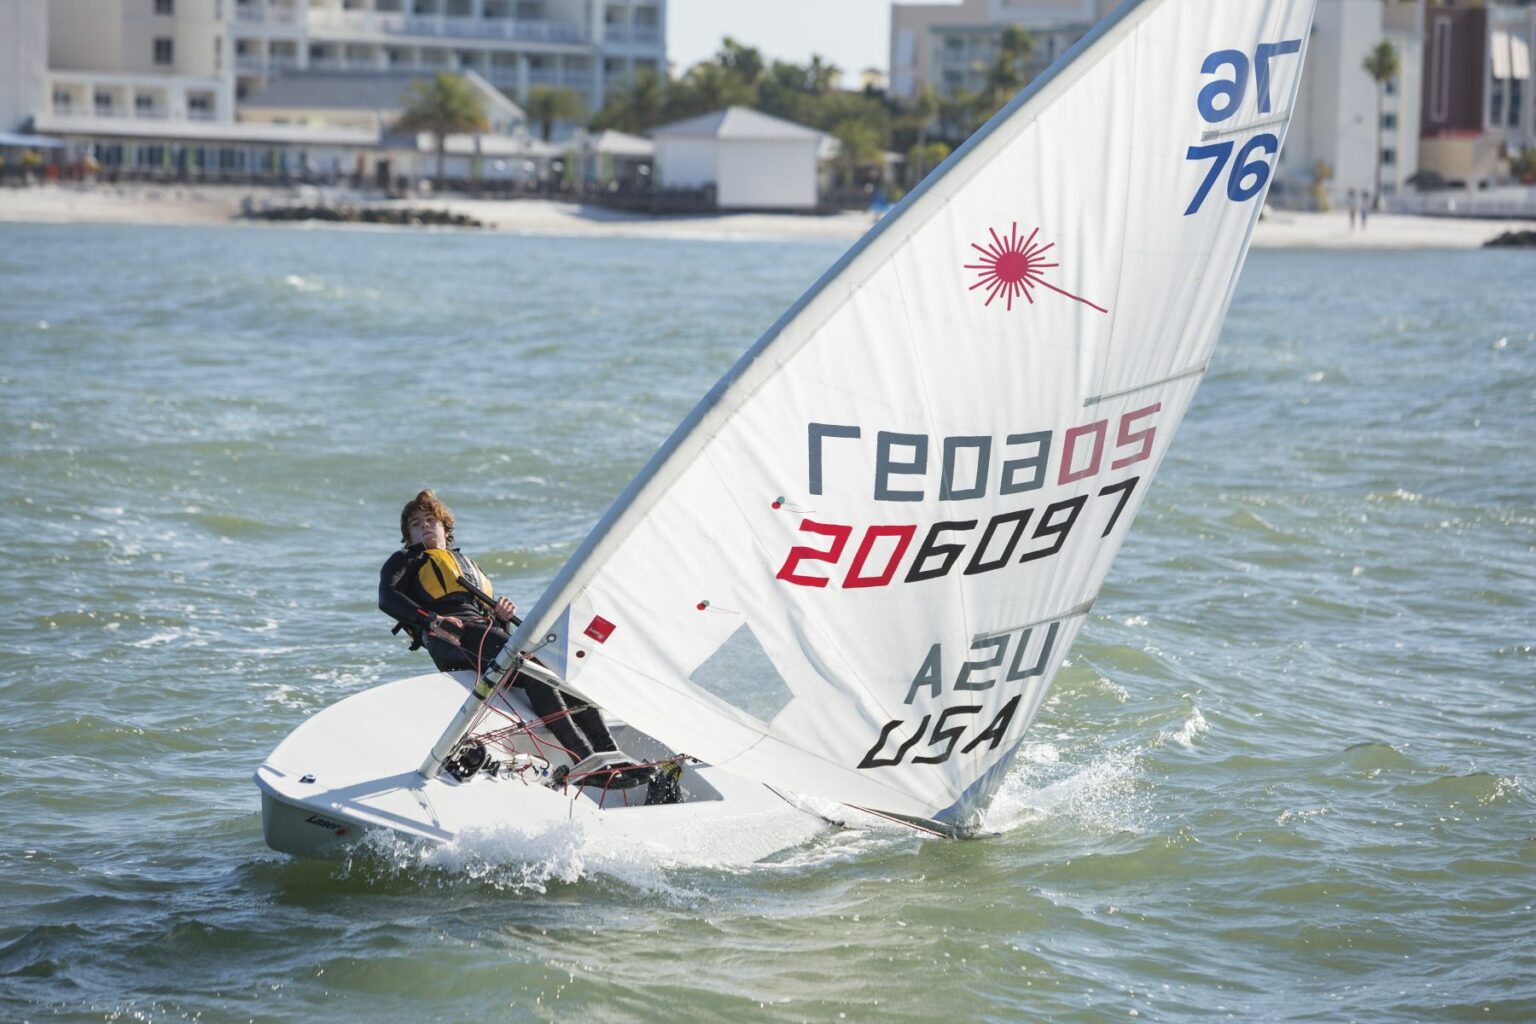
[715,36,766,90]
[1310,158,1334,211]
[909,82,940,149]
[590,68,666,133]
[394,72,490,190]
[525,85,585,141]
[984,25,1036,115]
[905,140,951,188]
[806,54,841,95]
[1361,39,1400,210]
[832,118,883,188]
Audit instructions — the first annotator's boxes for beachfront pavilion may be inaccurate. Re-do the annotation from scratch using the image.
[28,112,376,182]
[651,106,824,211]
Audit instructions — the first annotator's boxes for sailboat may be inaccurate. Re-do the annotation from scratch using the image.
[256,0,1317,862]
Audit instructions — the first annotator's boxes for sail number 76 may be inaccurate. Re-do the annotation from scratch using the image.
[1183,39,1300,217]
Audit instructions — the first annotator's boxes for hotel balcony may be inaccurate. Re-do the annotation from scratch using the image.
[234,3,302,24]
[602,24,661,46]
[307,8,586,45]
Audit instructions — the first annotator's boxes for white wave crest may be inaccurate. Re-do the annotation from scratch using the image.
[1158,708,1209,749]
[348,820,684,895]
[985,745,1142,835]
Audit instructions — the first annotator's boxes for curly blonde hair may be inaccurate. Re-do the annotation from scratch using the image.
[399,489,455,547]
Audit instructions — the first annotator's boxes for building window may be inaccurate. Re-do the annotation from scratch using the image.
[1381,148,1396,167]
[155,0,174,13]
[154,38,174,65]
[1491,79,1505,127]
[1428,18,1451,123]
[1381,112,1396,131]
[135,93,154,113]
[52,88,72,111]
[189,94,213,119]
[95,91,114,112]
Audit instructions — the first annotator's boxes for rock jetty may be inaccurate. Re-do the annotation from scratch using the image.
[1483,229,1536,248]
[241,202,486,228]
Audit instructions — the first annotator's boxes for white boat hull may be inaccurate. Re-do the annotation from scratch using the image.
[254,671,828,865]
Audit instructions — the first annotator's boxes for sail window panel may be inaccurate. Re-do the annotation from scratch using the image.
[688,624,796,724]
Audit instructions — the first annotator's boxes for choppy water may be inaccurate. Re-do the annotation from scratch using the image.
[1,222,1532,1023]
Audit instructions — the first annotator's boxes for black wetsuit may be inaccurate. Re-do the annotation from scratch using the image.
[378,544,616,760]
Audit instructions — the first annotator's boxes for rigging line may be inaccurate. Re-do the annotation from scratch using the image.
[972,596,1098,642]
[1082,361,1208,407]
[1200,112,1291,141]
[585,655,946,808]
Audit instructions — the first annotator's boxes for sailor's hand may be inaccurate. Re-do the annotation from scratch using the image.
[428,615,464,645]
[493,597,517,623]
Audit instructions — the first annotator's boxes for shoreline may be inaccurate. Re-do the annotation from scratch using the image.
[1,183,1531,248]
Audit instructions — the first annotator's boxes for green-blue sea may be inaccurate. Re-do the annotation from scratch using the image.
[1,221,1532,1023]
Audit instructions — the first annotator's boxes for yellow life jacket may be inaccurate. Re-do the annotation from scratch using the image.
[417,548,493,603]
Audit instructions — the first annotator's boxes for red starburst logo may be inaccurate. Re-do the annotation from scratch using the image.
[964,223,1108,313]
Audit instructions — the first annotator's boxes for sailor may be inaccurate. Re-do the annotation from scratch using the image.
[379,489,651,785]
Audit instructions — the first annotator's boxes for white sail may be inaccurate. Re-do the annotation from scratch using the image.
[492,0,1317,832]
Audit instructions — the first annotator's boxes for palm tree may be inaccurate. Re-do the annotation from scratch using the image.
[832,118,882,189]
[909,82,940,149]
[394,72,489,191]
[590,68,665,134]
[1362,40,1400,211]
[985,25,1036,114]
[524,85,585,142]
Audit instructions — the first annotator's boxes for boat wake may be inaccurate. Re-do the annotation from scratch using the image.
[341,820,683,895]
[984,743,1145,836]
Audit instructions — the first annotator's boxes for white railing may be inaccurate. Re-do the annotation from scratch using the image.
[1392,189,1536,219]
[234,3,300,24]
[308,8,584,43]
[604,25,660,45]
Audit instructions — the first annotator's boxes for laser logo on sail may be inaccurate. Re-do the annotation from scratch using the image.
[964,223,1107,314]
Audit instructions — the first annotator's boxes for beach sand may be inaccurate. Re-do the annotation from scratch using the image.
[0,182,1528,248]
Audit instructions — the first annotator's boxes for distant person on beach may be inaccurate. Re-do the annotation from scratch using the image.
[1346,188,1359,229]
[1360,192,1370,229]
[379,489,650,784]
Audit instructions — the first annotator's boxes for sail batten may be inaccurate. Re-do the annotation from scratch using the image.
[471,0,1316,828]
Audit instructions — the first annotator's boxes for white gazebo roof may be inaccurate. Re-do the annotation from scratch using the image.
[651,106,823,143]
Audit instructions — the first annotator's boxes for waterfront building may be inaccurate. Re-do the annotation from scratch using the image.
[1419,1,1534,186]
[569,128,654,188]
[7,0,665,180]
[1275,0,1424,207]
[240,0,666,130]
[887,0,1117,101]
[0,0,48,134]
[652,106,823,210]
